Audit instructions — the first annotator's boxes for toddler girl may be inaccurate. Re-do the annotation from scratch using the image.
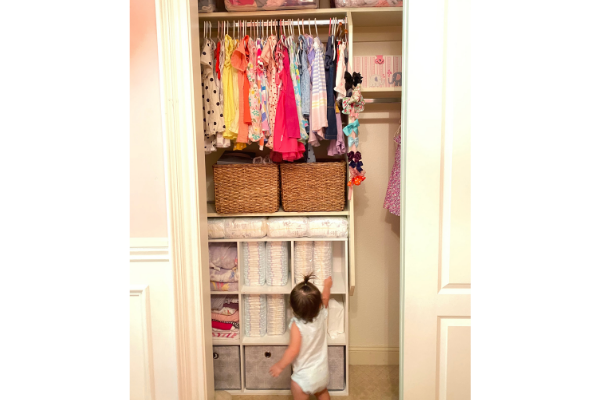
[269,274,333,400]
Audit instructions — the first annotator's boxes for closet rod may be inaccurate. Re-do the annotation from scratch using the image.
[364,98,401,104]
[203,17,347,27]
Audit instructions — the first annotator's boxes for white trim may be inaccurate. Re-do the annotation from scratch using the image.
[130,285,156,400]
[130,238,170,262]
[154,0,213,398]
[349,346,400,366]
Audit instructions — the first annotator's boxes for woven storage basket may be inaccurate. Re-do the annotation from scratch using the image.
[280,161,347,212]
[213,164,279,214]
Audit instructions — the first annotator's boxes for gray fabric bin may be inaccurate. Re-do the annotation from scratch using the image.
[328,346,346,391]
[244,346,291,390]
[213,346,241,390]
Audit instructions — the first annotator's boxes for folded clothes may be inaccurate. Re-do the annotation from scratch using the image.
[208,219,225,239]
[211,310,239,322]
[212,307,238,316]
[209,243,238,270]
[211,294,239,310]
[210,267,239,283]
[212,331,239,339]
[212,320,240,330]
[211,282,239,292]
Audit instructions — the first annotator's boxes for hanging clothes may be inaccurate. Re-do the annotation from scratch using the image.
[247,38,261,143]
[261,35,279,149]
[256,37,270,149]
[231,36,249,150]
[216,36,230,148]
[309,36,327,146]
[383,132,401,216]
[272,42,305,162]
[334,41,347,100]
[222,34,238,141]
[201,39,223,154]
[324,35,338,141]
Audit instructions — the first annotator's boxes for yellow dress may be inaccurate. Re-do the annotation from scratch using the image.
[222,35,238,141]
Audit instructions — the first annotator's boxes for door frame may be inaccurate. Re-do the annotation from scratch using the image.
[154,0,215,399]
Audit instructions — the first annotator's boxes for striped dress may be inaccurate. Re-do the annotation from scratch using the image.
[310,37,328,134]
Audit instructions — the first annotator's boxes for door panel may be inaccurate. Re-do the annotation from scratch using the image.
[403,0,471,398]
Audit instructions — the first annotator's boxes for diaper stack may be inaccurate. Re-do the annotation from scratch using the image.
[265,242,289,286]
[266,294,286,335]
[243,242,266,286]
[244,294,267,337]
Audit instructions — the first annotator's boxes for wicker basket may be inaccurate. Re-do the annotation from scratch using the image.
[213,164,279,214]
[280,161,347,212]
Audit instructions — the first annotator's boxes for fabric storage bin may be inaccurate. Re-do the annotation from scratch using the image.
[328,346,346,391]
[280,161,346,212]
[213,346,242,390]
[245,346,292,389]
[224,0,318,12]
[334,0,401,7]
[213,164,279,214]
[198,0,216,12]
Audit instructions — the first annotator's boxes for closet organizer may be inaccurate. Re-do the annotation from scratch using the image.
[199,7,402,397]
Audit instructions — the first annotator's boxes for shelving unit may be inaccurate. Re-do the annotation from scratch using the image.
[199,5,402,397]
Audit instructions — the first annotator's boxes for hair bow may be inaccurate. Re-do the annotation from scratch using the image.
[343,120,360,137]
[347,167,366,201]
[349,160,363,172]
[348,151,362,162]
[348,135,359,148]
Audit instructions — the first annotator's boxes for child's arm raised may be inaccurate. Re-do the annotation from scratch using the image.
[269,322,301,378]
[322,276,333,308]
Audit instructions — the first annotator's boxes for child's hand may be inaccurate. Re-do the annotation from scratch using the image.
[269,363,283,378]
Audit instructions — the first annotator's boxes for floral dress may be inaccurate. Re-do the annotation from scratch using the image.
[246,38,262,143]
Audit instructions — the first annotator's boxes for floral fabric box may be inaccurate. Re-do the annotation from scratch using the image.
[353,55,402,89]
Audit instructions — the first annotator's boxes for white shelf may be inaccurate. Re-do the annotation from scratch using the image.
[210,291,239,295]
[362,86,402,93]
[213,336,240,345]
[206,202,350,217]
[241,279,292,294]
[242,331,347,345]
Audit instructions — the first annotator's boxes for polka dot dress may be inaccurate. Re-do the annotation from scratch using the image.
[201,39,224,154]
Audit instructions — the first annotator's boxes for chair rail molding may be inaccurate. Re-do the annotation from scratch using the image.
[130,238,170,262]
[154,0,214,398]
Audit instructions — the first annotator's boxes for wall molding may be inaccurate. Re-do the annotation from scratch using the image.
[130,238,170,262]
[349,346,400,366]
[130,285,156,400]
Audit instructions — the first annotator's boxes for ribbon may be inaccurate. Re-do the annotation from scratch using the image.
[348,135,359,148]
[347,167,366,200]
[343,120,360,137]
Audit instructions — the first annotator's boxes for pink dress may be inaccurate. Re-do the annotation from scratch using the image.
[383,133,401,216]
[273,44,305,162]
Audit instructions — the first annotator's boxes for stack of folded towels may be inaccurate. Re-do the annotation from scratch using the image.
[244,294,267,337]
[265,242,289,286]
[211,295,239,339]
[267,294,287,335]
[293,241,333,292]
[243,242,266,286]
[209,243,239,292]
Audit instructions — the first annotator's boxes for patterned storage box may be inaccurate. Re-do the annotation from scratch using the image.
[353,55,402,89]
[224,0,318,11]
[213,346,242,390]
[328,346,346,391]
[245,346,292,389]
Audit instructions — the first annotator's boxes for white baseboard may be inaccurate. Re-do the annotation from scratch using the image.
[130,238,170,261]
[349,346,399,365]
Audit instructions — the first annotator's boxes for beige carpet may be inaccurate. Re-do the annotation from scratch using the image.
[217,365,399,400]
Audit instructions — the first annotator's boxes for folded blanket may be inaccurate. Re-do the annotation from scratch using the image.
[211,310,240,322]
[209,243,238,270]
[212,320,240,330]
[211,282,239,292]
[210,266,239,283]
[211,295,239,310]
[208,219,225,239]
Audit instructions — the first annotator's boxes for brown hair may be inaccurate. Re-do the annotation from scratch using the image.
[290,274,322,323]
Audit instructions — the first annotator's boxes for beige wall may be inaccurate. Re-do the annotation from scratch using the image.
[130,0,168,238]
[350,104,401,353]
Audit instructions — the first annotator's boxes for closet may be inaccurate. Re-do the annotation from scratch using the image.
[198,5,402,397]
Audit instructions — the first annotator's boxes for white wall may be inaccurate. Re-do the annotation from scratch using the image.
[130,0,168,238]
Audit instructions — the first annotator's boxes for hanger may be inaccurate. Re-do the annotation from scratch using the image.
[314,18,318,38]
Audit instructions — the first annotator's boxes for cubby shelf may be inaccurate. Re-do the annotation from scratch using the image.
[241,331,347,346]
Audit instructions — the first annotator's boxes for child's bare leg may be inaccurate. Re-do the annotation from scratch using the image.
[291,380,309,400]
[315,388,330,400]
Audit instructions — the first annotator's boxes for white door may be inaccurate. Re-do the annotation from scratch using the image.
[402,0,471,399]
[130,240,179,400]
